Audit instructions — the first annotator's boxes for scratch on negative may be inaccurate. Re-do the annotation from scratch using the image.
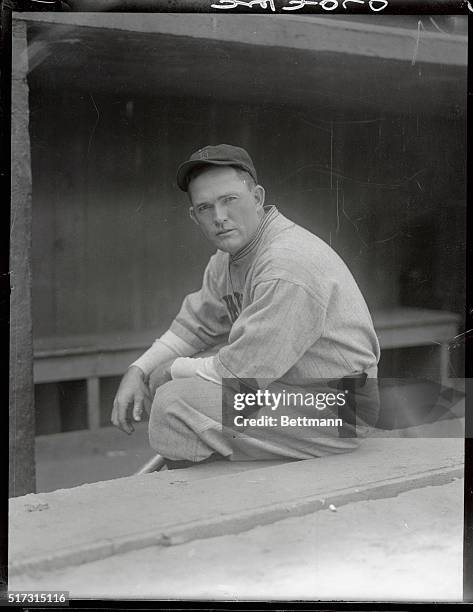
[87,94,100,159]
[373,232,400,244]
[341,191,369,249]
[451,329,473,341]
[412,19,425,66]
[10,206,17,233]
[429,17,448,34]
[335,180,340,233]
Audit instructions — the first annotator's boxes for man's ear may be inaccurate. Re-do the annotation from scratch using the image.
[189,206,198,225]
[254,184,265,211]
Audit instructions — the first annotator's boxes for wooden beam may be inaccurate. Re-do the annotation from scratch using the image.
[16,12,467,66]
[10,19,35,496]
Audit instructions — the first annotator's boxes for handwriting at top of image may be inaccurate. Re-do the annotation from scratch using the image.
[210,0,389,12]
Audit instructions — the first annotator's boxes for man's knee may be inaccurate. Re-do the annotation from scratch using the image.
[148,378,209,453]
[148,381,184,456]
[148,378,222,461]
[149,380,182,430]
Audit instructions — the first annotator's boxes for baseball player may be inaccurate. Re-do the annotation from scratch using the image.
[111,144,380,466]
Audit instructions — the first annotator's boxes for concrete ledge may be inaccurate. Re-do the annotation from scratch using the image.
[10,438,463,576]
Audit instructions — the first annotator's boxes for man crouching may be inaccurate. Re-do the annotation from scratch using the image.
[112,144,380,467]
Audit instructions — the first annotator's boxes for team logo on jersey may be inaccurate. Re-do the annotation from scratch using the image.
[222,292,242,323]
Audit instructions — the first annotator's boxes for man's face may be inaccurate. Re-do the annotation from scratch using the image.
[188,166,265,255]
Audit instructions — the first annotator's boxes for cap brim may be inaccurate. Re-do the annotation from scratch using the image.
[176,159,255,192]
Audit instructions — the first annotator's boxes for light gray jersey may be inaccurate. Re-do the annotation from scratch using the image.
[170,206,380,386]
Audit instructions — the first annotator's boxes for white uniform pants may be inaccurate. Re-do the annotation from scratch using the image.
[148,375,378,462]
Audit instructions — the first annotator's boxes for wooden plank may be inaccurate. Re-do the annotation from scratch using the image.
[33,350,144,384]
[14,13,467,66]
[33,329,160,354]
[376,322,458,350]
[32,308,461,384]
[373,307,461,329]
[10,19,35,496]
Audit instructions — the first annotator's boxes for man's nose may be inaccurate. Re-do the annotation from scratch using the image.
[213,203,228,225]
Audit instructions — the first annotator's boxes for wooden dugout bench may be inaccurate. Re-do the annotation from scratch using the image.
[33,307,461,431]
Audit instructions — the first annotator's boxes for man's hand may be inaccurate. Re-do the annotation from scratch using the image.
[148,362,173,397]
[111,366,152,434]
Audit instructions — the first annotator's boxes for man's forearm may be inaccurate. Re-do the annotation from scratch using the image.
[130,330,199,377]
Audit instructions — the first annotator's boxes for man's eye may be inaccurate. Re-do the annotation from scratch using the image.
[198,205,210,212]
[225,196,237,203]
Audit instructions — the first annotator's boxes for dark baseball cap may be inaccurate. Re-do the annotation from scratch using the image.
[176,144,258,192]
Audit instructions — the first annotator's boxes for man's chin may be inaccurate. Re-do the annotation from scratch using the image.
[214,234,242,253]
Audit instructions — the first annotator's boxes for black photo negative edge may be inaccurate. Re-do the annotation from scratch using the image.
[463,11,473,604]
[2,0,471,609]
[0,0,12,601]
[10,0,473,14]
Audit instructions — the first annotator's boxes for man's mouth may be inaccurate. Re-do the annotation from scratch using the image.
[216,229,236,236]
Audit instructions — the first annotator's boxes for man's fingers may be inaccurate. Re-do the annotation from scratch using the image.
[111,400,119,428]
[111,373,151,432]
[143,392,152,410]
[119,408,134,434]
[133,398,143,422]
[112,398,135,434]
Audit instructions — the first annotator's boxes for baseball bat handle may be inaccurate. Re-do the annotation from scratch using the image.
[134,453,166,475]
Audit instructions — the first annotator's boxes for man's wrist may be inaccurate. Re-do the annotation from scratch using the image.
[127,364,148,382]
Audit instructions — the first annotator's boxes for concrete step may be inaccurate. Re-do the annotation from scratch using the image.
[35,405,465,493]
[10,479,464,601]
[10,437,464,576]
